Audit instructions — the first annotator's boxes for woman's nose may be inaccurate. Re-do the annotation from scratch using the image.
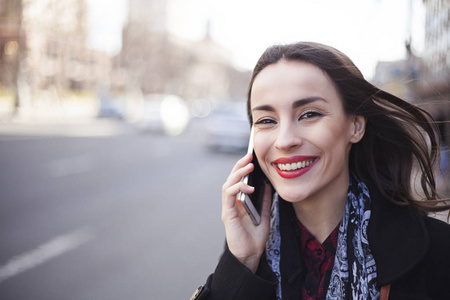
[274,123,302,152]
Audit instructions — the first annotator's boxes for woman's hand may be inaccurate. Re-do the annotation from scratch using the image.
[221,153,272,273]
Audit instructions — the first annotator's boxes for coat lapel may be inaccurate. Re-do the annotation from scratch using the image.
[279,199,304,299]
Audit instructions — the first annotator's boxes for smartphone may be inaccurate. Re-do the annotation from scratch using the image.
[238,126,265,226]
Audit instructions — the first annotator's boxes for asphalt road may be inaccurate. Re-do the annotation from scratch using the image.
[0,119,243,299]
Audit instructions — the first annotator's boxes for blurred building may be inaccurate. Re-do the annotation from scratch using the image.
[420,0,449,146]
[371,58,420,102]
[116,0,250,103]
[422,0,450,88]
[373,0,449,145]
[0,0,112,112]
[0,0,21,106]
[21,0,111,92]
[1,0,252,118]
[372,0,449,183]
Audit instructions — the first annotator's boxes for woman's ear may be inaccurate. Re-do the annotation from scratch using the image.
[349,115,366,143]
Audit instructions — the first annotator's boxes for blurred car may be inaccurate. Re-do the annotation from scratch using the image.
[202,102,251,152]
[135,96,164,133]
[97,96,124,119]
[136,94,190,136]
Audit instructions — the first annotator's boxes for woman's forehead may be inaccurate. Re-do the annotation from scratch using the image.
[250,60,340,107]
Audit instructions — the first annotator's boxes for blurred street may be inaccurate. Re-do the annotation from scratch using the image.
[0,118,242,299]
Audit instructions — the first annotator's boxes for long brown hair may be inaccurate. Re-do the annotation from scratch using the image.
[247,42,449,215]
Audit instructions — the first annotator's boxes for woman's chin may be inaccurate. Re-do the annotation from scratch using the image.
[277,190,308,203]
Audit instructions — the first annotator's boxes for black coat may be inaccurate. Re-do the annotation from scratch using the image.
[192,186,450,300]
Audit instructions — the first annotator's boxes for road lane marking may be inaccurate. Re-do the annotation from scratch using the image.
[0,227,95,283]
[48,155,93,178]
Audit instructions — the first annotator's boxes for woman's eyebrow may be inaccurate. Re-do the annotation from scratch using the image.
[252,104,275,112]
[292,96,327,108]
[252,96,327,112]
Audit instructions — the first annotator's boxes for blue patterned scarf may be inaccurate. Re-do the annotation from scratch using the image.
[266,174,380,299]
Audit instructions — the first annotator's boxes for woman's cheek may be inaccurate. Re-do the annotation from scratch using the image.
[253,137,268,174]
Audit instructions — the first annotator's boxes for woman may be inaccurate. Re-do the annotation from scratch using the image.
[191,42,450,300]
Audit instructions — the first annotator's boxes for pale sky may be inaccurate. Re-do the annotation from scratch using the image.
[87,0,426,79]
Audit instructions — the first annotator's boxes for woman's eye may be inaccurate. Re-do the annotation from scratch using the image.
[255,118,276,125]
[299,111,322,120]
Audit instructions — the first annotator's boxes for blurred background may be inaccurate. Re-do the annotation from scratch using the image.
[0,0,448,299]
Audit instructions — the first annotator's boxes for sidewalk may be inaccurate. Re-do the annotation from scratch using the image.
[0,103,136,138]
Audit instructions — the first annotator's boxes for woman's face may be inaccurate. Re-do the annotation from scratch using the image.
[250,60,364,205]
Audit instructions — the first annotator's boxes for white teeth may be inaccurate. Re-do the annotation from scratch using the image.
[277,160,314,171]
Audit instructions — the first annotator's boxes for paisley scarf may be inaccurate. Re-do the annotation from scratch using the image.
[265,174,380,299]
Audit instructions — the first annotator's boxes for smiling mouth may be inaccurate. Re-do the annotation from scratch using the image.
[277,159,316,171]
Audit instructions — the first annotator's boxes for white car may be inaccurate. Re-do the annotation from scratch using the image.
[202,102,251,152]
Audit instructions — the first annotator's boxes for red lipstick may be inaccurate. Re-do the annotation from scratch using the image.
[273,156,318,179]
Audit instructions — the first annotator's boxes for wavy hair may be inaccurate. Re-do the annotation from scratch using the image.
[247,42,449,215]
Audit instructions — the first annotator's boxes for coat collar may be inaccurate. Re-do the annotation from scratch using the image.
[277,184,430,289]
[278,199,303,299]
[367,185,430,286]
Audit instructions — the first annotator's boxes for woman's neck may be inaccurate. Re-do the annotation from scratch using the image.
[293,174,349,244]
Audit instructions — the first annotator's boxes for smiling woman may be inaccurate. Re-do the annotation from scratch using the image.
[250,61,365,218]
[192,42,450,300]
